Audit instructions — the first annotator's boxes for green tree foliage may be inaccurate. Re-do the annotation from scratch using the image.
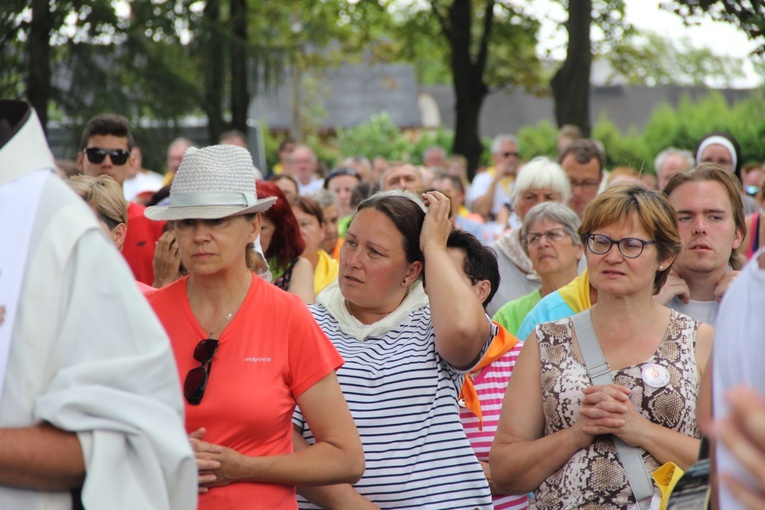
[607,31,746,87]
[381,0,542,176]
[517,90,765,175]
[333,111,456,165]
[665,0,765,53]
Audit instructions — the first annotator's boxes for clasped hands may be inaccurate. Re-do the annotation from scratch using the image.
[574,384,648,449]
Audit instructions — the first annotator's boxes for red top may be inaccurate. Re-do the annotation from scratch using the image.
[148,275,343,510]
[122,202,165,285]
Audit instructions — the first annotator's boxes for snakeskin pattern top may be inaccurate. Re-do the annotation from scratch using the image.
[533,310,701,509]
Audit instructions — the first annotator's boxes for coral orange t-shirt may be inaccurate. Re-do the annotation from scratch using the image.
[148,274,343,510]
[123,202,165,285]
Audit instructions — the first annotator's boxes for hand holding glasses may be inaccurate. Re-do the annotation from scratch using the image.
[83,147,131,165]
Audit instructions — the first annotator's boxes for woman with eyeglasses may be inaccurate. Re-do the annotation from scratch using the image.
[486,157,572,317]
[144,145,363,510]
[490,183,714,508]
[493,202,582,336]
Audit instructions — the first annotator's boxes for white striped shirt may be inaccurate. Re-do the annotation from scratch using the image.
[295,305,493,509]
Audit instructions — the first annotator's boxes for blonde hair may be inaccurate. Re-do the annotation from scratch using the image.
[68,175,128,230]
[579,183,681,294]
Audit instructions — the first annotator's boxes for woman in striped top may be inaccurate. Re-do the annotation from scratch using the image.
[294,190,494,509]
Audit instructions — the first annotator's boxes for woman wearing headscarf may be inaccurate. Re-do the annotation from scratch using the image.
[294,190,494,508]
[144,145,363,510]
[695,131,760,215]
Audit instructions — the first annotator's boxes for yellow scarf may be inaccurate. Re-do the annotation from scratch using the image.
[558,269,591,313]
[460,322,519,430]
[313,250,339,295]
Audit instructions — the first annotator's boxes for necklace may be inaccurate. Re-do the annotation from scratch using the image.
[188,274,251,337]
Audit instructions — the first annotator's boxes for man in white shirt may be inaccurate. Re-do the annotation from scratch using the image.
[0,100,196,510]
[291,144,325,195]
[656,163,746,325]
[655,147,694,190]
[467,134,520,221]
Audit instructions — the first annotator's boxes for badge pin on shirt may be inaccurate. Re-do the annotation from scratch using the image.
[642,364,670,388]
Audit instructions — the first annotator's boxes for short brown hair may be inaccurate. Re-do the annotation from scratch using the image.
[80,114,133,151]
[663,162,747,270]
[558,139,605,174]
[579,183,681,294]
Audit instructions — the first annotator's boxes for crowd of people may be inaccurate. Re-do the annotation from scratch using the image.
[4,96,765,510]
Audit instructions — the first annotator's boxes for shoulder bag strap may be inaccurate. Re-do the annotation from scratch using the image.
[572,310,655,509]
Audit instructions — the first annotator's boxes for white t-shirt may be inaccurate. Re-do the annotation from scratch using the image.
[668,297,719,326]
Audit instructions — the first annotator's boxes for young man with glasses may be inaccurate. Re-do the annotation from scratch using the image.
[558,138,605,219]
[77,114,165,286]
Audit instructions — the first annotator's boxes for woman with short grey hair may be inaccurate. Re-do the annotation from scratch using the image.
[487,157,571,316]
[493,202,582,335]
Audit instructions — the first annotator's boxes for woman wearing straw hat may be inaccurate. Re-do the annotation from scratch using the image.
[144,145,363,509]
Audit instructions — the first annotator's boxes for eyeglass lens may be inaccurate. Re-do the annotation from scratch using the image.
[526,228,565,245]
[587,234,651,258]
[184,339,219,405]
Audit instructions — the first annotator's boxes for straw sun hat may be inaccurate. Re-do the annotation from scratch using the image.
[144,144,276,221]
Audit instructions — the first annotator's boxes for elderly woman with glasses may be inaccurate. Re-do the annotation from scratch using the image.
[144,145,363,510]
[490,183,714,509]
[493,202,582,336]
[486,157,571,316]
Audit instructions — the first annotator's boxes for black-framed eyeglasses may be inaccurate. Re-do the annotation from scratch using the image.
[184,339,219,405]
[326,167,360,181]
[585,233,655,259]
[523,228,568,247]
[502,151,519,158]
[83,147,131,165]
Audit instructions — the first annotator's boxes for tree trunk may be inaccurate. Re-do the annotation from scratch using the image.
[448,0,491,180]
[203,0,225,144]
[551,0,592,137]
[27,0,53,133]
[230,0,248,137]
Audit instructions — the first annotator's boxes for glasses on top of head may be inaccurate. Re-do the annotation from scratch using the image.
[523,228,567,247]
[326,167,360,181]
[585,233,655,259]
[184,339,219,405]
[83,147,131,165]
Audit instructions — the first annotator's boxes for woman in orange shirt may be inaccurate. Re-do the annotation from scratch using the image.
[145,144,363,510]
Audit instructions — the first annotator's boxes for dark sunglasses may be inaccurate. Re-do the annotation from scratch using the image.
[83,147,131,165]
[184,339,219,405]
